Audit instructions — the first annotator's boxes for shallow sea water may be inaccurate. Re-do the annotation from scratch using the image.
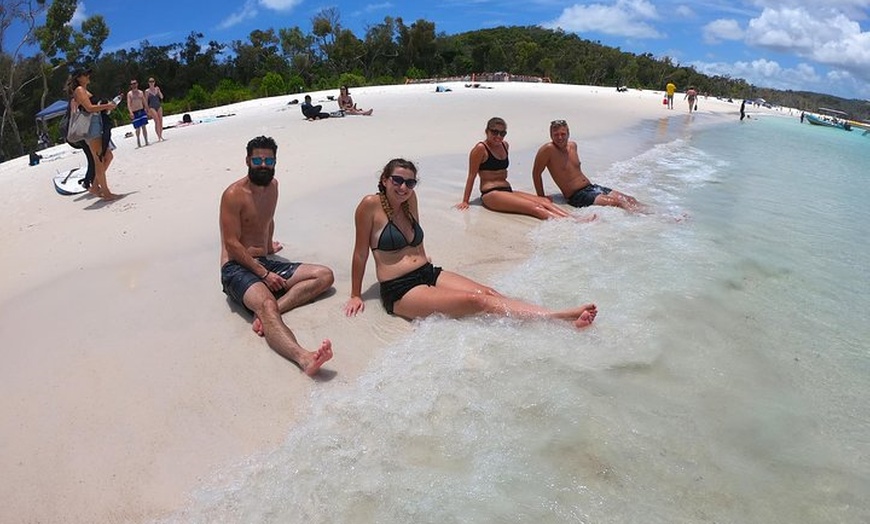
[159,112,870,523]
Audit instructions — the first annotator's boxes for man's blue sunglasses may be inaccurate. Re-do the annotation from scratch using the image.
[251,157,276,167]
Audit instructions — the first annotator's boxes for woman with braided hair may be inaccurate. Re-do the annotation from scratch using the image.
[344,158,598,329]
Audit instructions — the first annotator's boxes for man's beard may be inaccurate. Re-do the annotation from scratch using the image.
[248,167,275,186]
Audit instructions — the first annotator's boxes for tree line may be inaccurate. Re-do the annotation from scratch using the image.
[2,2,867,161]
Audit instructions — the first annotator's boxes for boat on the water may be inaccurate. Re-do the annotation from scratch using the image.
[804,108,852,131]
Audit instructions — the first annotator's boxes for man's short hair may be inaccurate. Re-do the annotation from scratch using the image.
[246,136,278,156]
[550,119,568,130]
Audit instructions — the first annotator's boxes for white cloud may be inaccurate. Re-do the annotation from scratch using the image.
[217,0,259,30]
[675,5,694,18]
[693,57,817,89]
[745,7,870,82]
[70,2,87,27]
[259,0,303,10]
[690,57,870,98]
[217,0,302,30]
[703,19,744,44]
[751,0,870,20]
[364,2,394,12]
[544,0,664,39]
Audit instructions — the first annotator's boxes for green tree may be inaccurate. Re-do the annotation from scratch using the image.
[363,17,399,78]
[185,83,210,110]
[310,7,341,70]
[231,29,286,87]
[260,71,285,96]
[278,26,314,83]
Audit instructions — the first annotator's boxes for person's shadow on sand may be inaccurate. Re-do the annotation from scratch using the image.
[79,191,137,210]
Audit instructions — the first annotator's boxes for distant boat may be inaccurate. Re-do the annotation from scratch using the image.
[804,108,852,131]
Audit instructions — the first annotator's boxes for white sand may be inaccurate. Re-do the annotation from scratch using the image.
[0,82,746,522]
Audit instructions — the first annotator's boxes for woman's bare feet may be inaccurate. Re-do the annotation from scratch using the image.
[549,303,597,328]
[549,304,597,328]
[300,339,333,376]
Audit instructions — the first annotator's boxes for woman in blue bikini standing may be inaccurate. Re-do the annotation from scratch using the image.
[345,158,597,328]
[456,117,573,220]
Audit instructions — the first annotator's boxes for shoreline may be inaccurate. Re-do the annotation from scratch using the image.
[0,82,759,523]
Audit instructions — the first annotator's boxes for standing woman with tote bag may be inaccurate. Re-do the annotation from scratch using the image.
[67,67,118,200]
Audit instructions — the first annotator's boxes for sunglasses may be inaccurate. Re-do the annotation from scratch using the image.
[487,128,507,137]
[550,119,568,127]
[250,157,276,167]
[389,175,418,189]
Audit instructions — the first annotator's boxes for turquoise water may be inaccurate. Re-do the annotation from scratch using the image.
[160,115,870,523]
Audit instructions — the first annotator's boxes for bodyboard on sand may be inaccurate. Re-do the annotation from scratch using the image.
[53,167,87,195]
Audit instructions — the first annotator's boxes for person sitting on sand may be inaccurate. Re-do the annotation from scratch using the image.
[338,85,373,116]
[532,119,645,213]
[456,117,575,220]
[219,135,334,376]
[344,158,598,328]
[301,95,331,120]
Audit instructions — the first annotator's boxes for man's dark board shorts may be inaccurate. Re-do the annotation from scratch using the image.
[567,184,612,208]
[221,257,301,313]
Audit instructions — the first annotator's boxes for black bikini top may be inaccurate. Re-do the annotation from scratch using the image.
[375,218,424,251]
[478,142,509,171]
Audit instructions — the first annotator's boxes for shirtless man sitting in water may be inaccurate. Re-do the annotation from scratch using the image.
[219,135,334,376]
[532,119,645,213]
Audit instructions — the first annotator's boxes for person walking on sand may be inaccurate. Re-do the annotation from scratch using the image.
[456,117,577,220]
[220,136,334,376]
[532,120,645,213]
[67,66,119,200]
[338,85,373,115]
[344,158,598,328]
[666,81,676,109]
[127,79,150,147]
[685,86,698,113]
[145,76,164,141]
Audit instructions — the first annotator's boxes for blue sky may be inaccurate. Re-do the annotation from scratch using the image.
[17,0,870,99]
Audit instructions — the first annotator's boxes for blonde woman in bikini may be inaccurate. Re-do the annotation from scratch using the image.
[344,158,597,328]
[456,117,575,220]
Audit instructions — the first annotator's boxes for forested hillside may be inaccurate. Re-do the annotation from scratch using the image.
[2,3,866,161]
